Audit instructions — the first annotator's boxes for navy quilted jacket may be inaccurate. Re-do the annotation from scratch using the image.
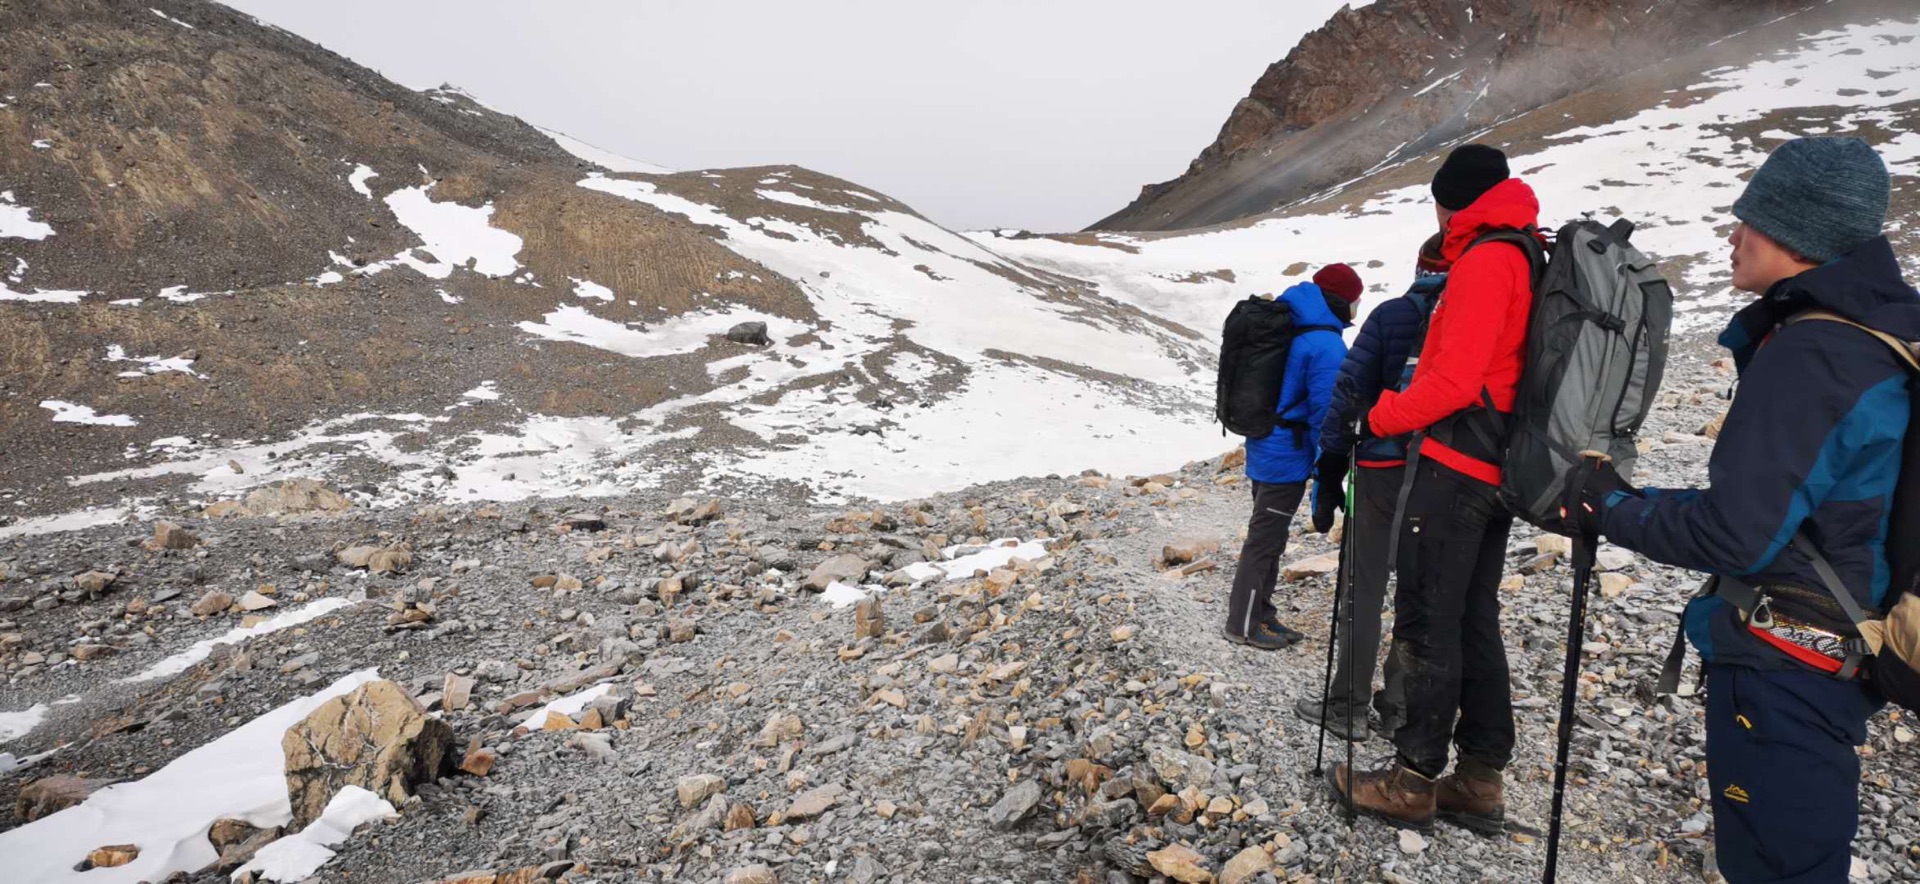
[1317,276,1440,465]
[1603,237,1920,670]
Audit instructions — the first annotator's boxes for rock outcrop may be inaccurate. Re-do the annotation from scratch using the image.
[282,679,456,827]
[1093,0,1822,230]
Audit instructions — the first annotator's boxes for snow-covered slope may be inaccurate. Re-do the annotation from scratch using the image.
[990,8,1920,339]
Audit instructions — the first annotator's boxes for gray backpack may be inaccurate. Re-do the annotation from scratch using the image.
[1497,219,1674,531]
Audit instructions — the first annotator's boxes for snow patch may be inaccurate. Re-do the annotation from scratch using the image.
[0,669,381,884]
[571,277,614,301]
[0,189,55,240]
[234,786,396,883]
[41,400,137,427]
[150,7,195,28]
[125,597,358,683]
[518,305,795,360]
[820,580,875,608]
[520,683,613,727]
[462,381,501,401]
[902,538,1052,583]
[0,703,48,745]
[368,184,523,279]
[348,163,378,198]
[105,345,201,378]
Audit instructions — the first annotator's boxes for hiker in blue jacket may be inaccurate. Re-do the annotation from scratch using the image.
[1295,235,1447,739]
[1566,137,1918,883]
[1227,264,1362,650]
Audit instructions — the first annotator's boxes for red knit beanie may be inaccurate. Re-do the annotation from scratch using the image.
[1313,263,1364,303]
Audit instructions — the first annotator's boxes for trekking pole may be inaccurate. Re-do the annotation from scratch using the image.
[1341,467,1357,823]
[1310,481,1352,781]
[1544,455,1605,884]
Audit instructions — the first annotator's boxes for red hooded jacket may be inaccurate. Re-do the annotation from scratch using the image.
[1367,178,1540,485]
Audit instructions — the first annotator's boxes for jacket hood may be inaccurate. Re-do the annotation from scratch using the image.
[1442,178,1541,262]
[1721,236,1920,357]
[1279,281,1344,328]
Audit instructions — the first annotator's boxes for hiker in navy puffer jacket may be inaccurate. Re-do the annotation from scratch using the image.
[1566,137,1918,884]
[1226,267,1360,650]
[1294,235,1447,740]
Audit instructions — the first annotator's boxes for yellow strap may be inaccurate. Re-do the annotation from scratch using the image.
[1789,310,1920,373]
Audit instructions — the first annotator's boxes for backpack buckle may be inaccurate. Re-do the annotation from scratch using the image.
[1749,597,1775,629]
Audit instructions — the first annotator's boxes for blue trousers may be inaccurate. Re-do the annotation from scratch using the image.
[1705,663,1880,883]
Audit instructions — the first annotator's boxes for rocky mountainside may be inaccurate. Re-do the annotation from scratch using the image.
[1092,0,1831,231]
[1,0,1216,532]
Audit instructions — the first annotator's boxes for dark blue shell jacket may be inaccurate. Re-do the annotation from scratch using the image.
[1245,282,1348,485]
[1317,276,1440,466]
[1602,237,1920,670]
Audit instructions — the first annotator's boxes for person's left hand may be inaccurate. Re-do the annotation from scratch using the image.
[1559,459,1637,537]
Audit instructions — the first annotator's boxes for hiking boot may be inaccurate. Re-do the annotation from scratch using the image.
[1325,759,1436,831]
[1224,622,1289,651]
[1293,695,1369,742]
[1265,615,1308,645]
[1436,757,1506,836]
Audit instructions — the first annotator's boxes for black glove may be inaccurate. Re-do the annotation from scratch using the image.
[1310,451,1352,534]
[1559,459,1637,538]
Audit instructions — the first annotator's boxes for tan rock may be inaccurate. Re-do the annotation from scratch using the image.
[1599,571,1634,599]
[804,554,869,591]
[541,711,579,732]
[208,817,262,851]
[553,574,583,592]
[678,773,727,808]
[461,746,498,777]
[17,775,114,822]
[1161,537,1221,566]
[1702,411,1727,439]
[87,844,140,869]
[1499,574,1526,592]
[444,673,476,711]
[72,570,116,594]
[337,545,381,568]
[726,801,757,831]
[667,619,698,643]
[785,784,844,820]
[1146,843,1215,883]
[1281,552,1340,581]
[1536,535,1572,556]
[203,500,252,519]
[854,596,886,639]
[71,643,115,662]
[146,521,200,551]
[238,590,278,612]
[282,679,456,827]
[755,712,805,747]
[1218,448,1247,472]
[1220,845,1274,884]
[191,590,234,617]
[367,545,413,575]
[244,479,352,516]
[722,866,778,884]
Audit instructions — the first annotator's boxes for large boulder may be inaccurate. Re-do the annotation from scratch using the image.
[804,554,869,591]
[17,775,115,821]
[243,478,353,516]
[283,679,455,827]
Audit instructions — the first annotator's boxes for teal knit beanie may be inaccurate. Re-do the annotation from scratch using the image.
[1732,137,1890,263]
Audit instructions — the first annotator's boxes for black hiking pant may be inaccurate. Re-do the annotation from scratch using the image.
[1389,460,1515,779]
[1226,479,1307,638]
[1328,464,1406,716]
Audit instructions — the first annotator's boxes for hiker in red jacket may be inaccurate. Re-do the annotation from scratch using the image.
[1328,144,1538,834]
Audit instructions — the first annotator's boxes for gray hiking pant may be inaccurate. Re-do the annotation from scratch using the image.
[1329,464,1406,715]
[1226,479,1307,637]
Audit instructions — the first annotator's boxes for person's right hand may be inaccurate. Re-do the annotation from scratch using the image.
[1309,452,1350,533]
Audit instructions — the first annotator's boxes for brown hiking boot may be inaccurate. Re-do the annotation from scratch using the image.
[1437,757,1507,836]
[1325,759,1435,831]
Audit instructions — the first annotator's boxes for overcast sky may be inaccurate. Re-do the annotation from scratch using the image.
[220,1,1360,231]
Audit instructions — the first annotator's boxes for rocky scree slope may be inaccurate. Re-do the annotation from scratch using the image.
[0,0,1215,527]
[1093,0,1828,231]
[0,343,1915,883]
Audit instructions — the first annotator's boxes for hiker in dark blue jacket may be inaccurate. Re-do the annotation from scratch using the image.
[1227,265,1361,650]
[1295,235,1446,740]
[1566,137,1917,883]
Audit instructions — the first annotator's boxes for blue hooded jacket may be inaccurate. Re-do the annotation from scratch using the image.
[1246,282,1348,485]
[1318,275,1440,466]
[1601,237,1920,670]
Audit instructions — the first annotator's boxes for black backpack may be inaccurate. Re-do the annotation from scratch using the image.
[1215,296,1338,439]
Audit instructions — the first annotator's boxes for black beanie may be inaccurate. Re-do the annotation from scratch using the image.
[1432,144,1510,211]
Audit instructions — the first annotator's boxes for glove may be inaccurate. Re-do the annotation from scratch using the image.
[1559,459,1637,538]
[1310,451,1351,534]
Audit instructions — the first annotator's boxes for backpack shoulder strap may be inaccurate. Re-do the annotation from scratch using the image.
[1789,309,1920,373]
[1466,227,1548,291]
